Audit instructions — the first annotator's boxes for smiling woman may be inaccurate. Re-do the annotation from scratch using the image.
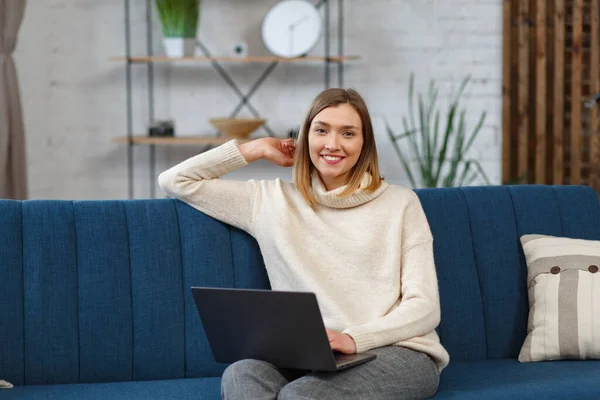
[158,87,449,400]
[293,88,381,206]
[310,106,365,189]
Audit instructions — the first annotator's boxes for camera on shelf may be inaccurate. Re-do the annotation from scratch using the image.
[148,120,175,137]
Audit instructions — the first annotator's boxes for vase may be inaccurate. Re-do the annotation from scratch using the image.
[163,38,196,57]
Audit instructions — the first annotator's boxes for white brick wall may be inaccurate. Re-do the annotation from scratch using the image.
[14,0,502,199]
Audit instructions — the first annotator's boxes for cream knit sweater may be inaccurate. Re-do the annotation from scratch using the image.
[158,140,450,371]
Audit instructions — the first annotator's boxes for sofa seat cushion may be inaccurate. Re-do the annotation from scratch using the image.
[1,377,221,400]
[435,359,600,399]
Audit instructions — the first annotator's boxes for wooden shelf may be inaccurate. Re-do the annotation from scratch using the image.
[112,135,254,145]
[109,55,360,63]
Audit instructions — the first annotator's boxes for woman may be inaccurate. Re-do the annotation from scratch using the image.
[158,88,450,400]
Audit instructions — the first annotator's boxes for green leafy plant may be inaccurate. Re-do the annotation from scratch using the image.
[155,0,200,38]
[385,73,491,188]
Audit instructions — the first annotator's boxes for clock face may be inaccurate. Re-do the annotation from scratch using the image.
[261,0,323,58]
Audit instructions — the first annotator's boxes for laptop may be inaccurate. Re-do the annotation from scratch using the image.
[191,287,377,372]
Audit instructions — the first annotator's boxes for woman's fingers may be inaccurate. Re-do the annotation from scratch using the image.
[324,329,357,354]
[274,153,294,167]
[326,328,341,350]
[280,139,296,159]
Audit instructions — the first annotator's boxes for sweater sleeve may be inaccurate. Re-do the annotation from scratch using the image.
[342,195,441,353]
[157,140,257,233]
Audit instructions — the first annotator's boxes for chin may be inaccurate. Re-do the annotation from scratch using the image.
[316,165,341,175]
[318,170,348,181]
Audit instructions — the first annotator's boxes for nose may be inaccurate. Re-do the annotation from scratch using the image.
[325,134,340,151]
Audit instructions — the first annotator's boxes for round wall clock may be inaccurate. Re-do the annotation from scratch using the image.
[261,0,323,58]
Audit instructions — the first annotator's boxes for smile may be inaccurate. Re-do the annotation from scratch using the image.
[321,155,344,165]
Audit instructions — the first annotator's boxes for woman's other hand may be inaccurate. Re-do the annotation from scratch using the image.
[238,138,295,167]
[326,328,357,354]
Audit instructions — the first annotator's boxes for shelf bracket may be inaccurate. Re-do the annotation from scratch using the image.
[229,61,279,119]
[195,38,277,137]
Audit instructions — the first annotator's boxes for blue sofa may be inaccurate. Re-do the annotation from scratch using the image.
[1,185,600,399]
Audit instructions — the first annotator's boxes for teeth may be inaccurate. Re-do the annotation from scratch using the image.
[323,156,341,161]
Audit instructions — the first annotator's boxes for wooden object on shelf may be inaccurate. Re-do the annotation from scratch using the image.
[109,55,360,63]
[209,117,265,139]
[112,136,254,145]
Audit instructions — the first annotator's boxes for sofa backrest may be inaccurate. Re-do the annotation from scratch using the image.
[0,199,270,386]
[2,185,600,385]
[415,185,600,362]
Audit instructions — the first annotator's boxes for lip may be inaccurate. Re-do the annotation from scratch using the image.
[320,155,345,165]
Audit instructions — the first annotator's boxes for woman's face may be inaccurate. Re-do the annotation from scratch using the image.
[308,104,364,191]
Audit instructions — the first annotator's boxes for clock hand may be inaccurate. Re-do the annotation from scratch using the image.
[288,15,311,56]
[289,15,309,29]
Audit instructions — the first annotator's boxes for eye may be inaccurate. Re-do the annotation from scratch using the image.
[315,128,326,134]
[343,131,355,137]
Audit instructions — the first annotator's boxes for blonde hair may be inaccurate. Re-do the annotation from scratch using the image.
[293,88,382,207]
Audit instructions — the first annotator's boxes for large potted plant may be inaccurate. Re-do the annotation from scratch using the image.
[385,73,491,188]
[155,0,200,57]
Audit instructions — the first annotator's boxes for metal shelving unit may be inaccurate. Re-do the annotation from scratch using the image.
[117,0,354,199]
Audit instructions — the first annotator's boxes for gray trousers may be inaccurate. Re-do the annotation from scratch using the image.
[221,346,440,400]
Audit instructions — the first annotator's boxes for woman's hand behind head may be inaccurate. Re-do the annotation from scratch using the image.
[239,137,295,167]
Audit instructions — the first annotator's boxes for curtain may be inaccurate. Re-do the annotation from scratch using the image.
[0,0,27,199]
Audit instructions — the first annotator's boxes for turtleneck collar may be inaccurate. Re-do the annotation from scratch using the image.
[310,171,389,209]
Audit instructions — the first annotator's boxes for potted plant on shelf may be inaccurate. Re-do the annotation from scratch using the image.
[385,73,491,188]
[155,0,200,57]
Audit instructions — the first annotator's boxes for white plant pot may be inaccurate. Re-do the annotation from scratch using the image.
[163,38,196,57]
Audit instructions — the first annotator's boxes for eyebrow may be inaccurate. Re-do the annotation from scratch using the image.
[312,120,360,130]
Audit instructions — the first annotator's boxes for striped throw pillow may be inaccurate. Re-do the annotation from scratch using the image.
[519,234,600,362]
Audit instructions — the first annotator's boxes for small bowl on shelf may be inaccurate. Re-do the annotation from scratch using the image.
[209,117,266,139]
